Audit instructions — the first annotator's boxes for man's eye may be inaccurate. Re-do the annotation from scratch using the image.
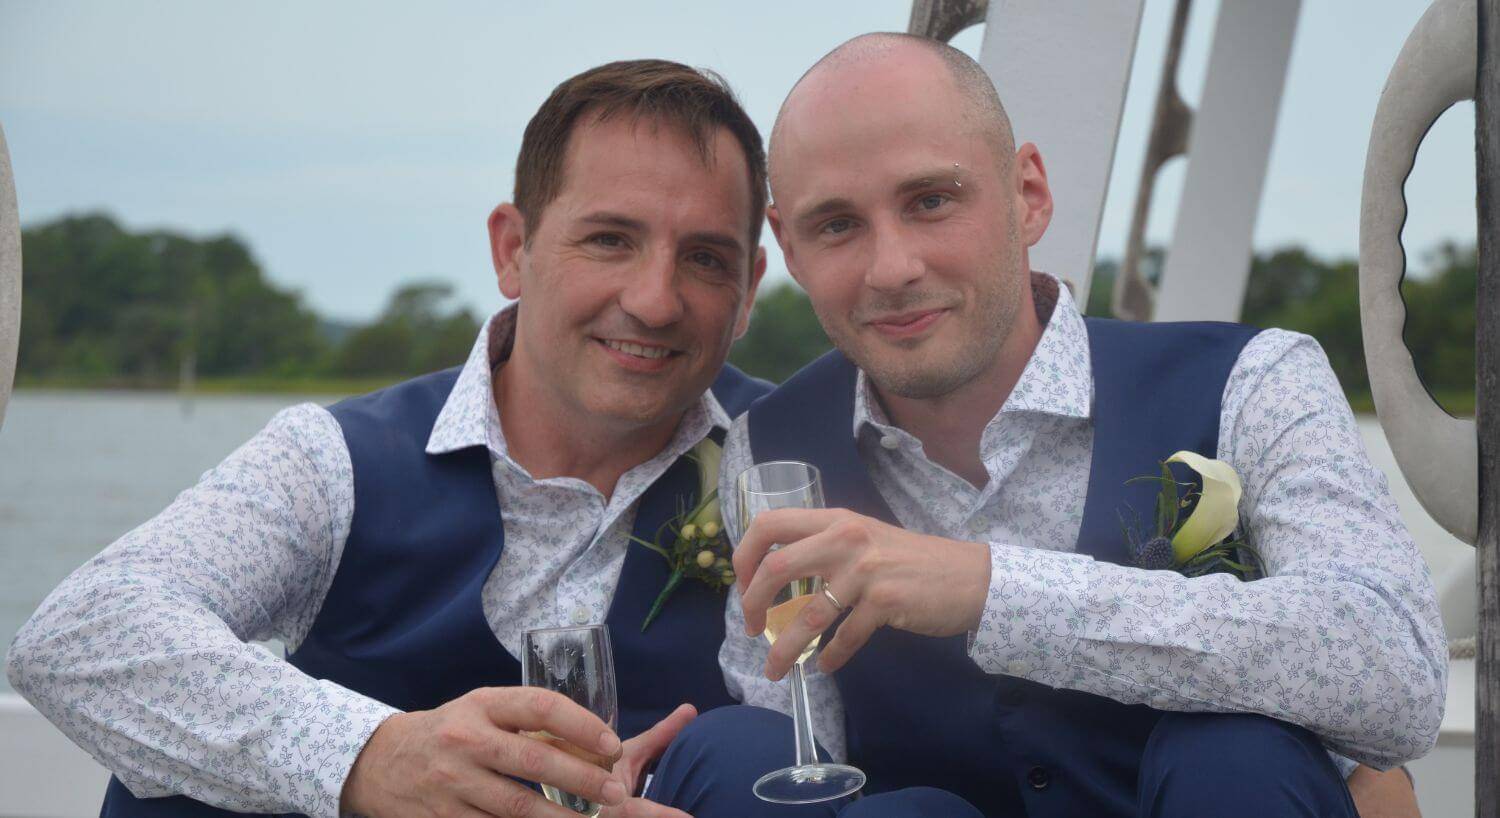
[916,194,948,212]
[590,233,626,249]
[689,251,724,270]
[822,218,853,236]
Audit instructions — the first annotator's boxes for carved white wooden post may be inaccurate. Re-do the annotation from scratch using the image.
[1358,0,1490,811]
[0,124,20,432]
[1150,0,1300,323]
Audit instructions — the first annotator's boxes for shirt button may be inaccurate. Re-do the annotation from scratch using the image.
[879,434,900,450]
[1027,766,1051,790]
[1007,660,1027,676]
[571,607,591,625]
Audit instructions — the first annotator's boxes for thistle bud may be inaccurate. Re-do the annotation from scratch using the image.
[680,524,697,541]
[701,521,720,539]
[714,557,730,571]
[696,549,716,569]
[720,570,736,585]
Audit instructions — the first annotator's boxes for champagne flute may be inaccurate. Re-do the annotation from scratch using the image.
[521,625,619,816]
[737,461,866,804]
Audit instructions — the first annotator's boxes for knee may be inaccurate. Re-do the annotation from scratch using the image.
[840,787,984,818]
[668,704,790,758]
[1140,713,1353,818]
[1145,712,1325,773]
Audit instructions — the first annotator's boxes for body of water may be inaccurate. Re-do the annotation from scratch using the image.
[0,390,1478,693]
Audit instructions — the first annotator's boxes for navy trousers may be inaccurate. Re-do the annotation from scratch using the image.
[645,706,1357,818]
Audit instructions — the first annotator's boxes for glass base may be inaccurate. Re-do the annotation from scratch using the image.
[753,763,866,804]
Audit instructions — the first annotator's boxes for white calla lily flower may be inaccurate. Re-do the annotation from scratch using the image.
[689,439,724,529]
[1166,450,1242,563]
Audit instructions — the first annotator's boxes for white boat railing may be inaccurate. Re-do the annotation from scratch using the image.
[0,693,110,818]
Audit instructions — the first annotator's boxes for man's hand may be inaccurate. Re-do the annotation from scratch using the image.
[341,686,627,818]
[599,704,697,818]
[735,507,991,680]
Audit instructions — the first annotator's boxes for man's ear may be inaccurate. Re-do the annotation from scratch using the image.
[733,246,769,340]
[488,203,526,300]
[1013,143,1053,247]
[766,203,803,287]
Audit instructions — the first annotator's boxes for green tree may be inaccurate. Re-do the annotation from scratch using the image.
[729,281,832,383]
[17,214,325,381]
[331,281,481,377]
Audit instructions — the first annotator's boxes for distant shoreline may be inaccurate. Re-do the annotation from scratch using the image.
[12,378,1478,417]
[14,375,403,398]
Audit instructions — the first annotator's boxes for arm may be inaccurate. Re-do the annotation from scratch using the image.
[4,404,396,817]
[966,332,1446,768]
[716,416,849,763]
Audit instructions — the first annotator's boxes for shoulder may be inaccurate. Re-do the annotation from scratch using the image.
[1222,328,1338,410]
[325,368,463,449]
[1218,327,1355,462]
[711,364,775,418]
[748,349,857,415]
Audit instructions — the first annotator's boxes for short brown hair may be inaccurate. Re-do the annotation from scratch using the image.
[514,59,768,251]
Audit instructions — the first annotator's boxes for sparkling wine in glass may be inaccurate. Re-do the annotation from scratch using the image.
[737,460,866,804]
[522,625,618,816]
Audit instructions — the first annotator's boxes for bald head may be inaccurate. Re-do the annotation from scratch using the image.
[769,33,1015,194]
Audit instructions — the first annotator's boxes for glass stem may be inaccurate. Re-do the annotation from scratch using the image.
[789,658,820,767]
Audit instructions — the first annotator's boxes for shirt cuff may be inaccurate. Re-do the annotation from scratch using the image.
[966,541,1098,681]
[1329,750,1360,781]
[304,681,401,818]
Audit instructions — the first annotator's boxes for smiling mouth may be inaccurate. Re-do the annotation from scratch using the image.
[596,337,683,368]
[601,338,674,359]
[868,308,948,338]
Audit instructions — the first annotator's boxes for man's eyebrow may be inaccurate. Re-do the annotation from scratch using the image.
[578,211,648,232]
[683,230,746,258]
[894,169,971,197]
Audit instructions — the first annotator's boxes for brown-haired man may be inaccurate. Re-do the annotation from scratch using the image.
[7,59,770,818]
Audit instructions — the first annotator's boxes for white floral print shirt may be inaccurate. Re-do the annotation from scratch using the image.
[5,307,729,817]
[719,275,1445,773]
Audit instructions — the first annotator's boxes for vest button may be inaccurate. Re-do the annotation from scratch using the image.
[1027,766,1050,790]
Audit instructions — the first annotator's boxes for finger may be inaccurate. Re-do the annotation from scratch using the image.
[622,704,696,768]
[485,729,627,809]
[814,601,884,675]
[461,771,587,818]
[763,586,846,681]
[740,526,850,634]
[603,797,695,818]
[732,507,846,592]
[481,687,622,761]
[617,704,696,795]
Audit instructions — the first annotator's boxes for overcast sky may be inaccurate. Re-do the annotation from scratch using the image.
[0,1,1478,322]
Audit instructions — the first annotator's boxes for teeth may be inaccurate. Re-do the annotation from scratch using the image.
[603,339,671,359]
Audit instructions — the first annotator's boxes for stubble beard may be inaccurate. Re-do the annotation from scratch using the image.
[829,233,1027,401]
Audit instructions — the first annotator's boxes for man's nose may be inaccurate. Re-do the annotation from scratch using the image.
[864,222,924,292]
[618,249,686,328]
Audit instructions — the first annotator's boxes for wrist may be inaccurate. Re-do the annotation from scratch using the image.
[339,711,405,817]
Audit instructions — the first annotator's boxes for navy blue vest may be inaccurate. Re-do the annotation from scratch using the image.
[100,365,770,818]
[747,318,1258,818]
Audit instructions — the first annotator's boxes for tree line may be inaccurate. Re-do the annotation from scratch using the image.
[15,213,1478,412]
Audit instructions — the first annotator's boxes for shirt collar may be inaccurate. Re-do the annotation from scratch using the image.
[852,272,1093,439]
[426,306,731,458]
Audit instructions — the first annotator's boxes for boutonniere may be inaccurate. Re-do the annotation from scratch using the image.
[631,438,735,631]
[1123,451,1264,579]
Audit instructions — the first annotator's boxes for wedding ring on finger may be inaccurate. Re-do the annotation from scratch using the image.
[821,583,846,612]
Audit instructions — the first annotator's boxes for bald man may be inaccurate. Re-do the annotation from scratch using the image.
[636,33,1440,818]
